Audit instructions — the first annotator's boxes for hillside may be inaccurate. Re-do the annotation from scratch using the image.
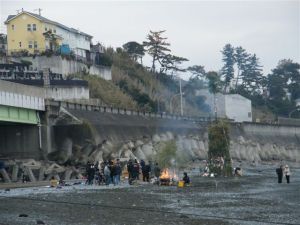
[81,48,207,117]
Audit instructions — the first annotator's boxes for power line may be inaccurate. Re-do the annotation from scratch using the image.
[0,195,297,225]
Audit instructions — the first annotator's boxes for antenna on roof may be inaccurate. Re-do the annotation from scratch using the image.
[34,8,42,16]
[16,8,23,14]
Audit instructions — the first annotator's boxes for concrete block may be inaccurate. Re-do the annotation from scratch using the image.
[64,169,73,180]
[12,164,19,182]
[25,167,36,182]
[38,166,46,181]
[0,168,11,183]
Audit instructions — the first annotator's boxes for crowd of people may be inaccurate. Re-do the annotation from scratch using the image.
[84,159,163,186]
[126,159,162,185]
[85,159,122,186]
[83,159,192,186]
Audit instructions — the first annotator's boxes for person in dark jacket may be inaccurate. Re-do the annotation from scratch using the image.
[154,163,161,179]
[276,165,283,183]
[113,160,122,185]
[133,159,140,180]
[142,162,151,182]
[183,172,190,185]
[109,160,115,183]
[87,163,95,185]
[140,159,145,171]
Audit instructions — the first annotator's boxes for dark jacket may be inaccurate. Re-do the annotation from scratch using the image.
[115,164,122,175]
[143,165,151,174]
[183,175,190,184]
[154,165,161,177]
[276,167,283,176]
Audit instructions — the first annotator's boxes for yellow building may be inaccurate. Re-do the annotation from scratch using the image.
[5,10,92,57]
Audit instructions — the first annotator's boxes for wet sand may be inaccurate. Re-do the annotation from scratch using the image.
[0,164,299,225]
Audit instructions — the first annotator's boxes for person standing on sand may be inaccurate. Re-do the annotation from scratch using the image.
[276,165,283,183]
[284,165,291,183]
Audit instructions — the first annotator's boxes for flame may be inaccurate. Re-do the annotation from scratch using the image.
[160,168,178,181]
[160,169,170,179]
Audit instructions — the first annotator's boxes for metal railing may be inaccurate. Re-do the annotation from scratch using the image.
[45,99,212,123]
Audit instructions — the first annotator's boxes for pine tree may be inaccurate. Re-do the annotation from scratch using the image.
[267,59,300,116]
[234,46,250,90]
[122,41,145,64]
[143,30,171,73]
[159,54,188,74]
[242,54,263,94]
[220,44,235,92]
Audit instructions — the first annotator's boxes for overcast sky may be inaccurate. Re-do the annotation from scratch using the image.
[0,0,299,79]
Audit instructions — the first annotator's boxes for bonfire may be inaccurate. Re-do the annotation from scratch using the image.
[159,168,178,186]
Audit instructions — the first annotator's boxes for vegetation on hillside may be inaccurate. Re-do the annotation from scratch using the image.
[83,75,137,109]
[80,30,299,120]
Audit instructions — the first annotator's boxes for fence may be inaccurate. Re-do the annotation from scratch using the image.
[46,100,212,123]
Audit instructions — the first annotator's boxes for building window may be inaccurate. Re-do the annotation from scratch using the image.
[12,25,15,30]
[32,24,36,31]
[19,42,22,47]
[45,27,48,31]
[34,41,38,49]
[248,112,252,118]
[53,29,56,33]
[27,24,31,31]
[28,41,33,49]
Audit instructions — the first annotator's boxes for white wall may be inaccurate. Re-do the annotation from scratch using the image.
[195,89,252,122]
[225,94,252,122]
[0,80,89,110]
[55,26,91,54]
[46,86,89,100]
[0,91,45,111]
[21,56,112,80]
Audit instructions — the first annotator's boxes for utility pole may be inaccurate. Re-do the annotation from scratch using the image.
[179,77,183,116]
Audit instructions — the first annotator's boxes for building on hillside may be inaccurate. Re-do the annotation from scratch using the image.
[90,43,105,64]
[196,89,252,122]
[4,10,92,59]
[0,34,7,55]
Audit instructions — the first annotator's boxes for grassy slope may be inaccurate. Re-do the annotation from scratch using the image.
[81,50,207,116]
[84,75,137,109]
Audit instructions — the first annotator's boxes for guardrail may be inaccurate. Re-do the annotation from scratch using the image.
[45,100,212,123]
[0,91,45,111]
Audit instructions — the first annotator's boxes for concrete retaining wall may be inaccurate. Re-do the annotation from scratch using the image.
[52,110,300,163]
[45,86,89,100]
[0,80,89,102]
[21,56,112,80]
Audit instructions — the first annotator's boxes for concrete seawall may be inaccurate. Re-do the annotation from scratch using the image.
[1,110,299,183]
[230,123,300,162]
[1,108,299,163]
[53,110,300,163]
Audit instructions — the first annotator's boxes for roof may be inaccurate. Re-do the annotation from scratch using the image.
[5,11,93,38]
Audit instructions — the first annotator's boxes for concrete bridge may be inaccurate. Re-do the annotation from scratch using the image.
[0,80,45,159]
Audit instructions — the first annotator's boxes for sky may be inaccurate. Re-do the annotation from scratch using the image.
[0,0,299,80]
